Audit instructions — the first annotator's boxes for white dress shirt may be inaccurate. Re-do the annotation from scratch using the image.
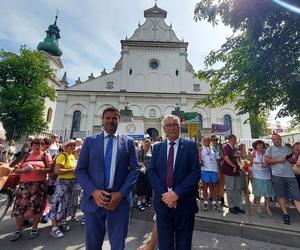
[104,130,118,189]
[167,137,180,170]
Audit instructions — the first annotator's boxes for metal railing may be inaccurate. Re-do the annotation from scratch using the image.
[33,130,96,141]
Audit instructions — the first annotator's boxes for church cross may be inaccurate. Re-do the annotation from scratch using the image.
[152,22,158,40]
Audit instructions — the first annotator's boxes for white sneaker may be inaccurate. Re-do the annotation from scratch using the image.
[287,203,295,209]
[50,228,64,238]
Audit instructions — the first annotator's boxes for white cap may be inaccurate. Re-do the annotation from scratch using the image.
[144,134,150,139]
[63,139,76,147]
[75,138,83,144]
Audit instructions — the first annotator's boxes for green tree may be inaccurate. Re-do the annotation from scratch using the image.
[194,0,300,120]
[287,117,300,132]
[249,112,268,138]
[0,47,55,139]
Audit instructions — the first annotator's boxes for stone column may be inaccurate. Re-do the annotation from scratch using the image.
[52,94,67,131]
[86,95,96,132]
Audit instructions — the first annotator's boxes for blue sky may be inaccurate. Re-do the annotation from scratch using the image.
[0,0,232,83]
[0,0,291,126]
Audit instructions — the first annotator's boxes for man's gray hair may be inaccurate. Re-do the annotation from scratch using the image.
[163,115,180,126]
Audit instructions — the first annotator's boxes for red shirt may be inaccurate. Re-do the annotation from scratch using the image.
[19,152,51,182]
[221,143,240,176]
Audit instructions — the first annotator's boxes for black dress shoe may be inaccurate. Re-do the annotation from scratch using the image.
[234,207,245,214]
[229,208,238,214]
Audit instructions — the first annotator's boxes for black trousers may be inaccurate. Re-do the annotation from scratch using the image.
[136,172,152,197]
[156,211,195,250]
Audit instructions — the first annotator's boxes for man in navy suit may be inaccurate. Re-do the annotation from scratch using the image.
[75,107,139,250]
[148,114,201,250]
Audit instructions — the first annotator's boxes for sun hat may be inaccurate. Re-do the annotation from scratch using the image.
[63,139,76,147]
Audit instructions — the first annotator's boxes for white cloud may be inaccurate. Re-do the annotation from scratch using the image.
[0,0,232,84]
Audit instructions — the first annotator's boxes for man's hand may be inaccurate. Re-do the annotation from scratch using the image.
[105,192,124,211]
[91,189,111,208]
[162,191,179,208]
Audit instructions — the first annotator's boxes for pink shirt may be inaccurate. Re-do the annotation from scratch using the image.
[19,152,51,182]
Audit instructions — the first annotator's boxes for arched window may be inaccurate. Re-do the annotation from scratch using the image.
[149,109,156,117]
[197,113,203,129]
[223,115,232,133]
[71,110,81,137]
[46,108,52,123]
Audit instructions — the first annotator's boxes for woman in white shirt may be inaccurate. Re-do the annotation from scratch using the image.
[200,137,219,211]
[250,140,273,215]
[48,135,60,158]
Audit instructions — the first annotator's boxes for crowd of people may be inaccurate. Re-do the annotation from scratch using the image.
[0,134,84,241]
[0,108,300,249]
[134,133,300,218]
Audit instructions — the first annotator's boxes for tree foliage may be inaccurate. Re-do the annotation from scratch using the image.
[194,0,300,120]
[287,117,300,132]
[0,47,55,139]
[249,112,268,138]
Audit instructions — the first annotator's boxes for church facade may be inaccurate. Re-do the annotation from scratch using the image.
[46,4,251,140]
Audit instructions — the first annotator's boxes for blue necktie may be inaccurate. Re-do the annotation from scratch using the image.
[104,135,113,189]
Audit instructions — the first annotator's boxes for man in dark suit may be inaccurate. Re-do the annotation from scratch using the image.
[148,114,201,250]
[75,107,139,250]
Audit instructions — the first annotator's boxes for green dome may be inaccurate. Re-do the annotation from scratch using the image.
[37,15,63,57]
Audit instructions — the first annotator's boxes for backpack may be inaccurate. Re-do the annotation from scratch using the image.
[52,152,68,168]
[49,152,67,181]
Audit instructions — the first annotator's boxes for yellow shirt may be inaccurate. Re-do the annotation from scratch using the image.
[56,152,76,179]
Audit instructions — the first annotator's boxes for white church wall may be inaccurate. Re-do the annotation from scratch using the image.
[69,70,122,92]
[132,73,146,92]
[128,104,143,117]
[123,48,182,93]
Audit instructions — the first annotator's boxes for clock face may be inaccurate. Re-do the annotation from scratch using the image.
[149,61,159,69]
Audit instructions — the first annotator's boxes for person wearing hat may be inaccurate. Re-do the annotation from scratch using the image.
[75,138,83,148]
[75,107,139,250]
[49,139,77,238]
[10,138,52,241]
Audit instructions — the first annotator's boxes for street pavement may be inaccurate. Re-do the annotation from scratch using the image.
[0,210,299,250]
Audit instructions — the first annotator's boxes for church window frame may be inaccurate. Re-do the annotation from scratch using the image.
[106,81,114,89]
[149,109,156,117]
[149,59,159,70]
[46,108,52,123]
[223,114,232,134]
[198,113,203,129]
[71,110,81,138]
